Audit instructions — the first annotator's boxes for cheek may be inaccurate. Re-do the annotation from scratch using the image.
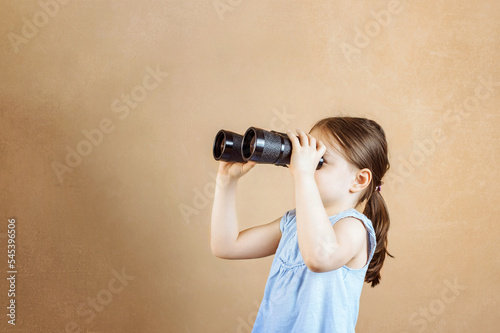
[314,172,324,186]
[315,170,334,188]
[314,169,326,179]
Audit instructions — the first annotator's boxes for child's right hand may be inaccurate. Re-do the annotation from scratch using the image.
[217,160,258,180]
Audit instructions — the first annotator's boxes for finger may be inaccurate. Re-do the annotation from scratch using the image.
[242,162,256,173]
[317,139,324,149]
[315,140,326,159]
[296,128,308,146]
[307,134,316,148]
[311,133,324,149]
[319,143,327,155]
[286,129,300,148]
[317,140,327,152]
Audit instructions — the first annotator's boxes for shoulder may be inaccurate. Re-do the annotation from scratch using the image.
[285,208,296,221]
[280,208,296,232]
[333,216,368,245]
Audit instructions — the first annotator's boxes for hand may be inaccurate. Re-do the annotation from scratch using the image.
[217,160,257,181]
[286,128,326,178]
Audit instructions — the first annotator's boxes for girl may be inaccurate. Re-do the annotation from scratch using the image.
[210,116,393,332]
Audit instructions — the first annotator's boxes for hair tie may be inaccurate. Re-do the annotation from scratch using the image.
[376,180,384,192]
[376,185,381,192]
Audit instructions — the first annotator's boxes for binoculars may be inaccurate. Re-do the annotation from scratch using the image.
[212,127,324,170]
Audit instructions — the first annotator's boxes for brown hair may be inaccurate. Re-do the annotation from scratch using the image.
[310,116,394,288]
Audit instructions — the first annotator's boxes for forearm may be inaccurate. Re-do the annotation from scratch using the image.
[210,173,240,255]
[294,174,339,270]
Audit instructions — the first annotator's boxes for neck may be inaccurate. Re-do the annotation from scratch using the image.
[323,203,355,217]
[323,198,365,217]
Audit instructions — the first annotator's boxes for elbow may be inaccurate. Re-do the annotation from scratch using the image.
[303,254,338,273]
[210,238,222,258]
[302,240,342,273]
[305,262,327,273]
[210,243,223,258]
[306,262,336,273]
[303,254,322,272]
[210,243,232,259]
[212,251,232,260]
[211,249,226,259]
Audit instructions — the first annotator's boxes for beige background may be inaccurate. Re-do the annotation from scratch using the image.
[1,0,499,332]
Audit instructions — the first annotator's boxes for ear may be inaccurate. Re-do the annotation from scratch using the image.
[349,168,372,193]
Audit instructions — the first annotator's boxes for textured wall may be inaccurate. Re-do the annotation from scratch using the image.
[0,0,499,332]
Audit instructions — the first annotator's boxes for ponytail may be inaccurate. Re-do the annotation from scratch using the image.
[363,190,394,288]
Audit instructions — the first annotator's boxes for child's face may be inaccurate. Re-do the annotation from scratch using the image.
[309,128,360,211]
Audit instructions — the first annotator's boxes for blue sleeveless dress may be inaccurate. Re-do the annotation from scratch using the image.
[251,207,377,333]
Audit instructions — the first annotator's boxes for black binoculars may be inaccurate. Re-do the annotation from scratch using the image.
[212,127,324,170]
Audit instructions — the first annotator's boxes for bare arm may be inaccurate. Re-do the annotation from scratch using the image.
[294,174,365,272]
[285,128,365,273]
[294,173,339,271]
[210,173,240,257]
[210,163,282,259]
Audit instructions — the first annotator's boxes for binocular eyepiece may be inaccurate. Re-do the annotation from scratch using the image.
[213,127,323,170]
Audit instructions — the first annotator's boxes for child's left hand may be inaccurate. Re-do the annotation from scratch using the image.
[286,128,326,178]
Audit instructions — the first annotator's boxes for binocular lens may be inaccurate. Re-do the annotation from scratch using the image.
[212,130,245,163]
[242,130,256,160]
[213,131,225,160]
